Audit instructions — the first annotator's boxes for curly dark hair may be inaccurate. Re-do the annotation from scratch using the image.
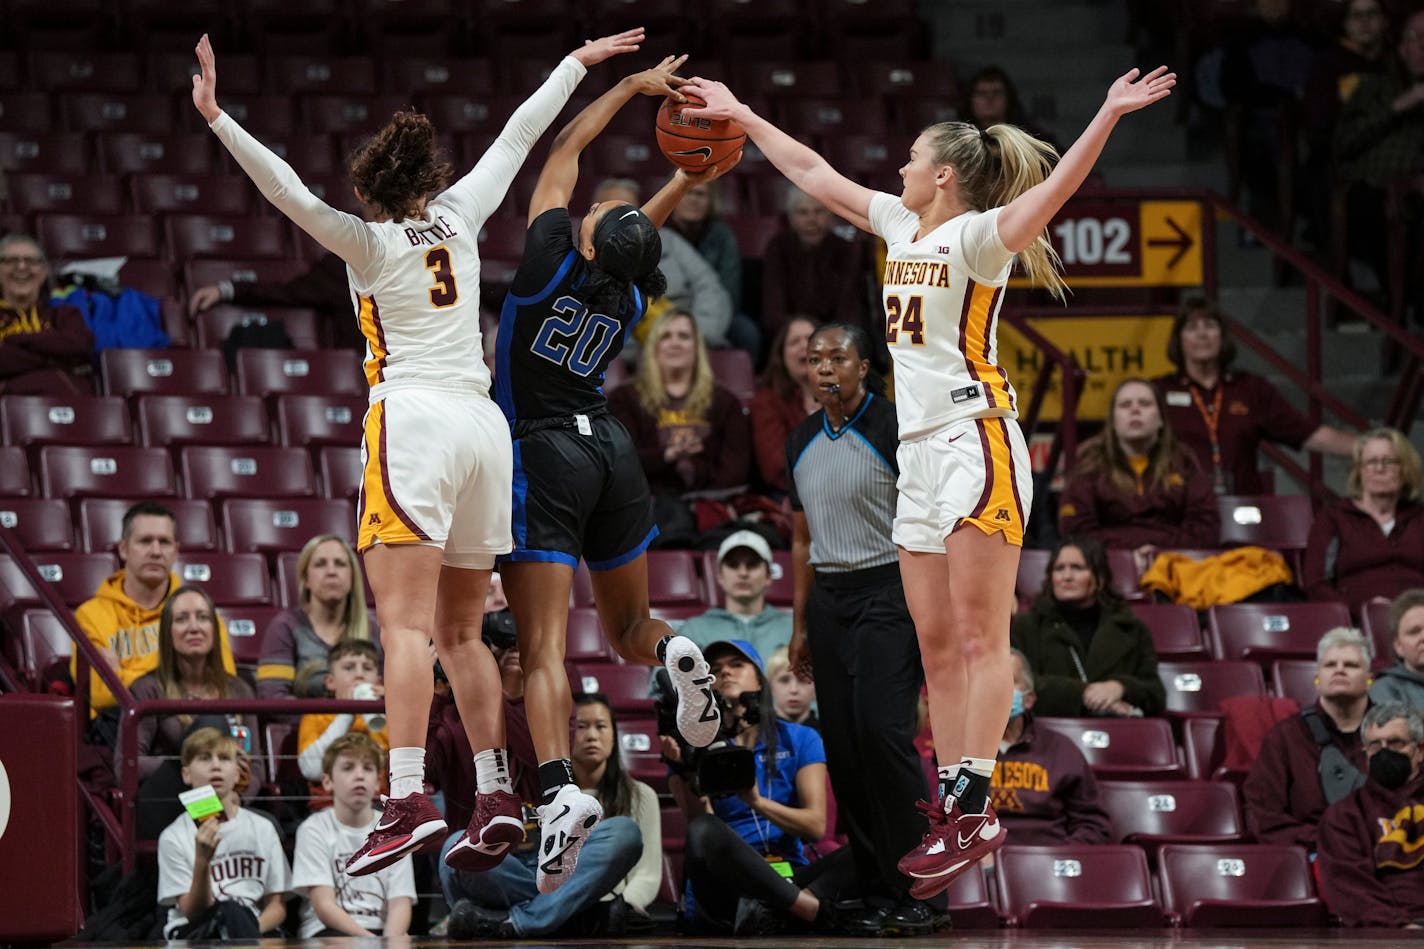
[347,111,453,222]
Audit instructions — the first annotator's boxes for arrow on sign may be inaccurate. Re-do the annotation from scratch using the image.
[1146,217,1194,270]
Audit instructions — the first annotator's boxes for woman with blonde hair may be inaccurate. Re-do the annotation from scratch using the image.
[258,534,379,700]
[1303,427,1424,610]
[608,309,750,544]
[681,61,1175,896]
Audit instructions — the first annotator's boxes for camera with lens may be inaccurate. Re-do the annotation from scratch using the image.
[481,609,518,650]
[654,670,761,798]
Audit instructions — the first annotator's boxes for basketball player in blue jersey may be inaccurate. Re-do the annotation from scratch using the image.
[474,58,739,893]
[681,66,1175,896]
[191,29,647,878]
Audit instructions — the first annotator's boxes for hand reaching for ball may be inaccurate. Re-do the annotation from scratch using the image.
[627,54,690,102]
[676,78,744,120]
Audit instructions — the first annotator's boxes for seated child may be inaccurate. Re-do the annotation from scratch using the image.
[298,640,389,808]
[292,733,416,936]
[157,727,290,938]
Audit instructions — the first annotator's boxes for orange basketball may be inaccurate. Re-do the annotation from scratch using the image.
[655,94,746,173]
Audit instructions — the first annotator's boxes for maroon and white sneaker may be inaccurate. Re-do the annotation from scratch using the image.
[345,793,447,877]
[901,800,1005,900]
[444,790,526,873]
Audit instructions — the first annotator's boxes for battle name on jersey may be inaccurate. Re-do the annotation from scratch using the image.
[402,214,461,247]
[883,258,953,289]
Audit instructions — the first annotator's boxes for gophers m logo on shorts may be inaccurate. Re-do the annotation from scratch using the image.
[951,385,981,404]
[994,509,1012,522]
[367,513,381,526]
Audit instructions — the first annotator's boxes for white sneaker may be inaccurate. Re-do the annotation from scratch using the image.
[664,635,721,748]
[535,784,603,894]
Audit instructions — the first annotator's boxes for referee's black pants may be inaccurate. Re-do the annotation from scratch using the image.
[805,563,932,902]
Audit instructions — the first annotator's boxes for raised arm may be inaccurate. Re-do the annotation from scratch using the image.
[679,78,877,234]
[528,55,688,225]
[995,66,1175,254]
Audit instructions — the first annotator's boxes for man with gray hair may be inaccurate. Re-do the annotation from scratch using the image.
[1244,627,1373,853]
[1317,703,1424,928]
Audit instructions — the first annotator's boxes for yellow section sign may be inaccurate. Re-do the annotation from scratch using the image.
[999,315,1178,421]
[1008,198,1204,289]
[1138,200,1203,286]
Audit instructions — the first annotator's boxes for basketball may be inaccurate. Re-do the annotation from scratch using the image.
[655,94,746,173]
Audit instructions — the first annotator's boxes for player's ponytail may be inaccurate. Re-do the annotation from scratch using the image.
[348,111,453,222]
[924,121,1068,301]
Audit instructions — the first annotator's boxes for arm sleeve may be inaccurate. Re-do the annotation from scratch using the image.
[289,819,331,895]
[704,387,752,490]
[663,231,732,347]
[1061,758,1113,844]
[866,191,912,241]
[1302,506,1347,603]
[297,714,356,782]
[437,57,586,227]
[750,389,792,490]
[156,822,195,905]
[1171,470,1221,548]
[208,111,383,273]
[621,782,664,911]
[961,207,1015,282]
[255,612,300,699]
[1056,468,1103,542]
[1317,800,1410,927]
[71,601,120,712]
[1253,376,1318,449]
[1242,727,1316,848]
[7,303,94,361]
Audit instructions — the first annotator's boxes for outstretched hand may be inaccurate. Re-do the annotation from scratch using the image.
[191,33,220,123]
[1103,65,1175,116]
[629,54,690,101]
[677,149,742,186]
[571,27,645,68]
[677,78,744,119]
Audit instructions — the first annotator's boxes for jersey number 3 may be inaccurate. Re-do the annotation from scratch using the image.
[425,248,458,307]
[531,295,620,377]
[885,294,925,345]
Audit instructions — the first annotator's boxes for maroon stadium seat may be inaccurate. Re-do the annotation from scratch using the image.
[706,349,755,405]
[120,259,180,300]
[1360,599,1394,669]
[262,721,301,789]
[217,605,281,666]
[78,497,219,554]
[136,395,271,451]
[383,57,495,96]
[1158,660,1268,718]
[16,608,72,691]
[616,717,666,793]
[993,844,1166,928]
[0,93,55,133]
[39,446,177,501]
[1207,602,1352,665]
[1098,780,1245,853]
[572,662,654,717]
[0,446,32,496]
[1270,659,1317,705]
[147,50,259,97]
[942,863,1002,928]
[61,93,172,134]
[274,394,367,452]
[644,550,706,608]
[1215,494,1314,552]
[1130,603,1207,660]
[300,94,410,135]
[0,133,90,175]
[180,446,317,501]
[1033,717,1183,780]
[721,213,783,257]
[100,348,228,398]
[36,213,160,259]
[194,95,297,138]
[96,133,215,175]
[183,259,310,297]
[417,93,525,135]
[5,173,125,215]
[851,60,961,104]
[129,174,256,216]
[1157,843,1327,927]
[734,61,844,99]
[0,498,74,551]
[221,498,354,556]
[779,97,888,139]
[174,552,273,607]
[194,306,323,350]
[566,608,614,663]
[318,446,362,502]
[29,551,119,607]
[165,214,291,261]
[1181,716,1232,783]
[268,55,378,96]
[235,349,366,399]
[25,51,141,92]
[477,216,529,261]
[1,395,131,450]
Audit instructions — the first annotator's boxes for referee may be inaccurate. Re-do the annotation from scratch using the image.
[786,323,942,936]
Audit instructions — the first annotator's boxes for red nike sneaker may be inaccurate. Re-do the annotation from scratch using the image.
[345,792,447,877]
[901,800,1005,900]
[444,790,526,873]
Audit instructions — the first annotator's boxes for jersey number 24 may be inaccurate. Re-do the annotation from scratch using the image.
[531,295,620,376]
[885,294,925,345]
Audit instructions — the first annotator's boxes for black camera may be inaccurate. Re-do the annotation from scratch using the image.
[481,609,518,650]
[654,671,761,798]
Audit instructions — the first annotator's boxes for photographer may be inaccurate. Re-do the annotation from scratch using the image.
[661,640,832,935]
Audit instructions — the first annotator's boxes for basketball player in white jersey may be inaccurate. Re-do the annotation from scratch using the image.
[681,65,1174,896]
[191,29,650,877]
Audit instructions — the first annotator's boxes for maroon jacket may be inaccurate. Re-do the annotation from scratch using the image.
[0,301,94,394]
[230,252,363,351]
[1302,497,1424,608]
[425,692,539,836]
[1318,772,1424,927]
[1242,703,1368,851]
[1058,455,1220,550]
[608,382,751,497]
[992,716,1113,845]
[749,385,812,493]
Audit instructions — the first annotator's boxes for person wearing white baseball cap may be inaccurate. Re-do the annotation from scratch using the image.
[678,530,792,662]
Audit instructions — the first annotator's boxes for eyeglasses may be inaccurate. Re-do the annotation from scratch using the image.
[0,255,44,268]
[1365,737,1416,754]
[1361,457,1402,469]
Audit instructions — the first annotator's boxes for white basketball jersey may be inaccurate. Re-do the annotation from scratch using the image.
[868,192,1018,440]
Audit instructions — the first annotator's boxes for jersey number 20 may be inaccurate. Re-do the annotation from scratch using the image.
[425,248,458,307]
[531,295,620,377]
[885,294,925,345]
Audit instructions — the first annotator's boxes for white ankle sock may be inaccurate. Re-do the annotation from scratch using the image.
[474,748,514,795]
[388,746,425,799]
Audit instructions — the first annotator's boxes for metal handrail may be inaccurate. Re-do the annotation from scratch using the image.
[999,309,1087,477]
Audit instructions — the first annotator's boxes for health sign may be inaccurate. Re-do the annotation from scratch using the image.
[1008,198,1204,288]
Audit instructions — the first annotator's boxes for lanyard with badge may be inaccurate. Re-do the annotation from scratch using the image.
[1187,383,1227,494]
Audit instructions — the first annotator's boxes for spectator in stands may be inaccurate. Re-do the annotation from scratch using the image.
[0,233,94,395]
[663,639,832,936]
[678,530,791,660]
[1302,427,1424,608]
[129,584,262,837]
[75,501,237,722]
[749,315,819,494]
[767,646,818,729]
[292,734,414,936]
[960,65,1060,150]
[993,649,1113,843]
[157,727,290,938]
[608,310,751,546]
[1334,7,1424,313]
[1317,703,1424,928]
[1010,536,1166,718]
[257,534,378,700]
[1372,589,1424,708]
[1244,627,1373,853]
[186,252,362,351]
[760,187,874,340]
[1153,298,1358,495]
[1058,377,1219,568]
[666,180,743,312]
[296,641,389,805]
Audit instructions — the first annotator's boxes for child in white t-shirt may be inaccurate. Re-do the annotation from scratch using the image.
[157,728,291,938]
[292,733,416,936]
